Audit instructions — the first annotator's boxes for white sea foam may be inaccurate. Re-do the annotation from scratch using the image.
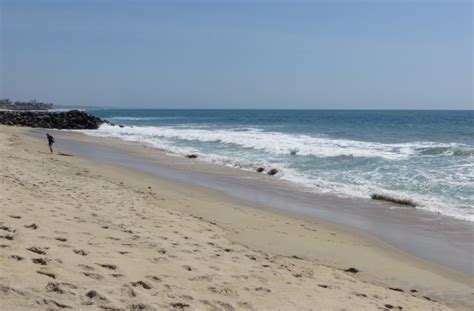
[88,124,470,160]
[290,171,473,222]
[108,116,186,121]
[82,124,474,222]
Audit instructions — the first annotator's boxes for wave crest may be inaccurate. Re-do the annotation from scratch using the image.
[88,124,472,160]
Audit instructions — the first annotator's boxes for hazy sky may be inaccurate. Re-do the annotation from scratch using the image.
[1,0,472,109]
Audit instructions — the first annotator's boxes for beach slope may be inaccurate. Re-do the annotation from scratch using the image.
[0,126,466,310]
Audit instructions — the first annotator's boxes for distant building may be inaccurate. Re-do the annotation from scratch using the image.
[0,99,54,110]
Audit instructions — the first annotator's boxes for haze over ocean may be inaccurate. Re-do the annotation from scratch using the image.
[2,1,472,109]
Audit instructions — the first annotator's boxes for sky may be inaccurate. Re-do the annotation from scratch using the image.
[1,0,472,109]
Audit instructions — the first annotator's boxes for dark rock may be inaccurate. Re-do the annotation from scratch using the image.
[344,267,359,274]
[0,110,107,129]
[186,154,198,159]
[256,167,265,173]
[267,169,278,176]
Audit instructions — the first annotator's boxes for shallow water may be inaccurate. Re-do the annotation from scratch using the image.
[30,128,474,275]
[86,109,474,221]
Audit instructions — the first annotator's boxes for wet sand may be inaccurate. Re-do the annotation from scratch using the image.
[1,126,472,310]
[31,129,474,275]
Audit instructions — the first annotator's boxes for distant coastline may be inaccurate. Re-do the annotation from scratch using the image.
[0,98,54,111]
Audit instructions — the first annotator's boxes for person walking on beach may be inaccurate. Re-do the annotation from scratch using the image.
[46,133,55,154]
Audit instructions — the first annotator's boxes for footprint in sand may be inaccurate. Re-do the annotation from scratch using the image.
[254,287,271,294]
[145,275,162,283]
[0,234,14,241]
[73,249,89,256]
[0,224,15,232]
[78,264,95,271]
[237,301,254,310]
[131,280,153,290]
[170,302,190,310]
[36,298,71,309]
[32,258,50,265]
[149,257,168,263]
[110,273,125,278]
[120,284,137,298]
[37,270,56,279]
[24,223,38,230]
[97,263,117,270]
[27,246,47,255]
[130,303,155,310]
[208,286,237,297]
[82,272,104,280]
[0,283,25,297]
[231,275,249,280]
[45,282,78,295]
[82,289,109,305]
[205,300,235,311]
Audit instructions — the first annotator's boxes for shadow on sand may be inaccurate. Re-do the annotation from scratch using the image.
[38,151,74,157]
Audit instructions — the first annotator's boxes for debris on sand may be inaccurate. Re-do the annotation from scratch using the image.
[371,194,417,207]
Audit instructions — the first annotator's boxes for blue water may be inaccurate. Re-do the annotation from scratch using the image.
[85,109,474,221]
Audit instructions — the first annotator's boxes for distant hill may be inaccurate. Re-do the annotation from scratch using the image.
[0,99,54,110]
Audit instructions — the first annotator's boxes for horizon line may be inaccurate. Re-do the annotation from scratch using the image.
[72,107,473,111]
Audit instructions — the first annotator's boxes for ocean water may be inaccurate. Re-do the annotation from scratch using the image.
[84,109,474,222]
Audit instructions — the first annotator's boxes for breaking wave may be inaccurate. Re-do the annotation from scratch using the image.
[82,123,474,222]
[88,124,472,161]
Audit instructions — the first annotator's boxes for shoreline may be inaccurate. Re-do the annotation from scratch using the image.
[33,128,474,275]
[83,126,473,219]
[86,111,474,224]
[1,125,472,310]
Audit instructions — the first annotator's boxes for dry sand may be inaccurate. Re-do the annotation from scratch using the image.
[0,126,471,310]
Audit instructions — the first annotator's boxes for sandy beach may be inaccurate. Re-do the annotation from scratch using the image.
[0,125,472,310]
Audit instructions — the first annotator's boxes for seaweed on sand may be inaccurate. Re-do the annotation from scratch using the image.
[371,193,417,207]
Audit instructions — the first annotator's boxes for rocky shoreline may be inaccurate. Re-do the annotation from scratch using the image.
[0,110,107,129]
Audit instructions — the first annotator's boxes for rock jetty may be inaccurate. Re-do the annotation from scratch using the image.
[0,110,107,130]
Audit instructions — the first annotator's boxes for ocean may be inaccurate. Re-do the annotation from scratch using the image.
[84,109,473,222]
